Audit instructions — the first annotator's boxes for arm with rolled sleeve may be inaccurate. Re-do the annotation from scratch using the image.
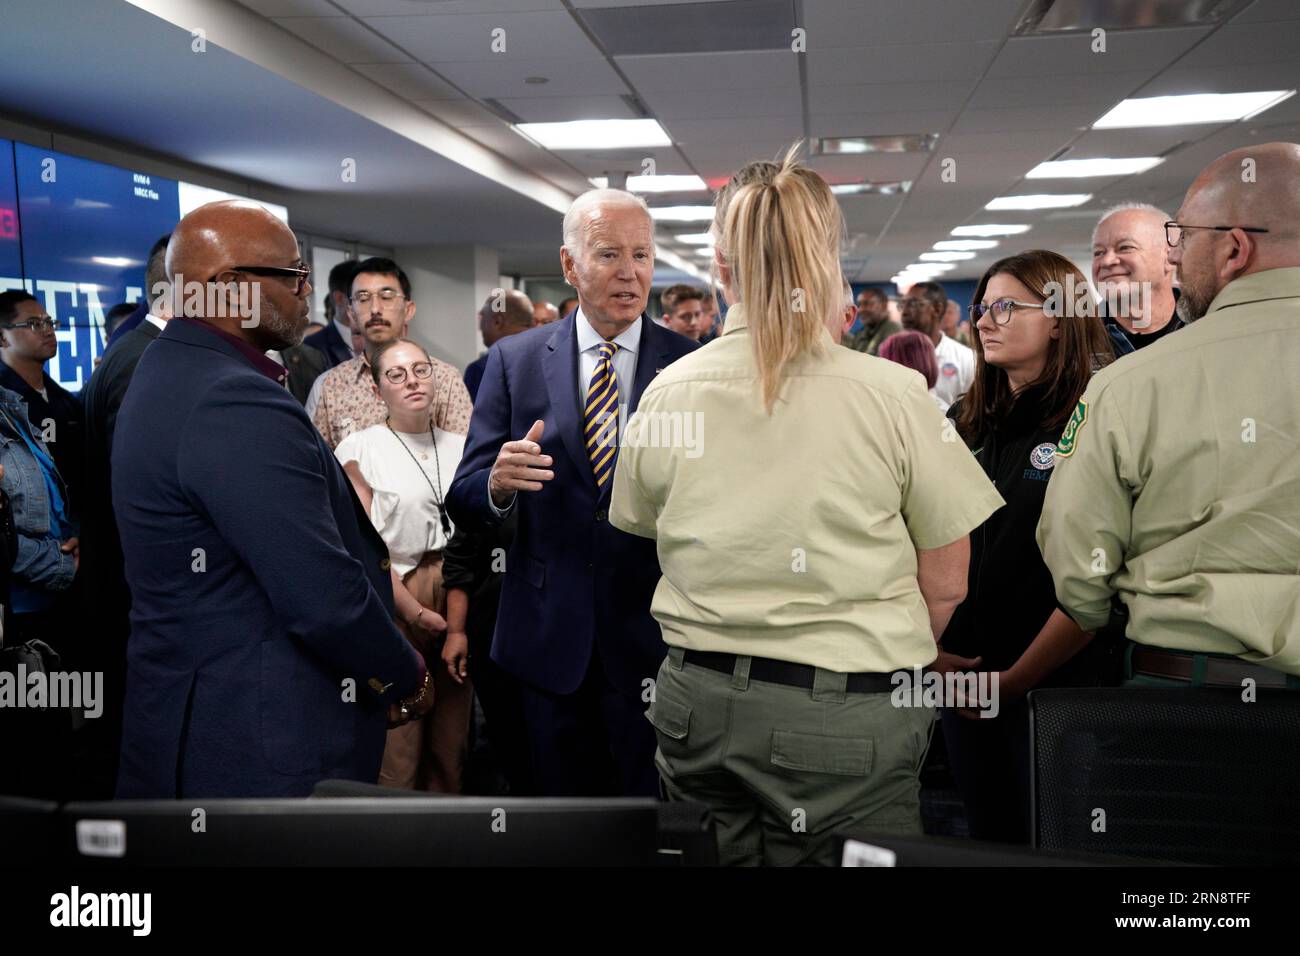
[895,379,1003,550]
[446,346,514,533]
[12,532,75,592]
[1036,381,1135,633]
[179,378,421,702]
[609,396,663,540]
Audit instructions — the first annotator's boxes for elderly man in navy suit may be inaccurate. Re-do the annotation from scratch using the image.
[447,189,698,796]
[113,201,430,799]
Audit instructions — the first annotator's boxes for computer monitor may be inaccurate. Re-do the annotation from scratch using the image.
[59,796,663,866]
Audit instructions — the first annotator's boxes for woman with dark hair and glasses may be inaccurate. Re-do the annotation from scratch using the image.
[334,337,472,793]
[938,249,1118,843]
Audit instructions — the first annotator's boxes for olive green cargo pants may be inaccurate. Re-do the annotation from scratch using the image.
[646,646,935,866]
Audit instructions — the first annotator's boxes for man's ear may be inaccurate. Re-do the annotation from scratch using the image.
[560,246,578,286]
[1221,229,1256,283]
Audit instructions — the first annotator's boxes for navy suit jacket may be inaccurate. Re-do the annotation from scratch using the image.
[446,313,698,696]
[304,321,352,369]
[113,319,421,799]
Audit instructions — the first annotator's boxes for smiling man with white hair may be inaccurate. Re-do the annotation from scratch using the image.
[446,188,698,796]
[1091,202,1183,356]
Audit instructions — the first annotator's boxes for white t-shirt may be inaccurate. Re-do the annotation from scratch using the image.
[335,423,465,576]
[933,333,975,407]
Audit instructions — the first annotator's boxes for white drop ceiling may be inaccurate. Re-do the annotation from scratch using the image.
[4,0,1300,284]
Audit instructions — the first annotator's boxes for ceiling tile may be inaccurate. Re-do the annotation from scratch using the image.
[616,50,798,93]
[362,11,599,63]
[271,16,411,63]
[351,63,461,100]
[236,0,341,16]
[1139,61,1300,96]
[340,0,564,13]
[666,116,804,144]
[496,95,638,122]
[1179,18,1300,65]
[1233,0,1300,21]
[951,104,1101,133]
[433,57,628,99]
[811,80,975,115]
[810,110,958,137]
[802,0,1026,45]
[640,85,803,120]
[986,27,1210,77]
[967,70,1150,110]
[807,40,1002,86]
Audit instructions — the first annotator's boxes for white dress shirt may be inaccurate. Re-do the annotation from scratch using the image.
[576,307,641,407]
[490,308,643,517]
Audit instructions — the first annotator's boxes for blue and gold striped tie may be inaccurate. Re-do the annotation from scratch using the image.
[585,341,620,487]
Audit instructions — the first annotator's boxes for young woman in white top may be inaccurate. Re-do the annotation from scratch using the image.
[335,338,471,793]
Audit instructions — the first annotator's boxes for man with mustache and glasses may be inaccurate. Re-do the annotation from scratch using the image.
[307,257,472,448]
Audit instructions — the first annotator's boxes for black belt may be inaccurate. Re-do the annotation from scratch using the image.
[682,649,897,694]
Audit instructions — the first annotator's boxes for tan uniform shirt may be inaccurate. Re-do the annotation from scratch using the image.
[1037,267,1300,675]
[610,304,1004,673]
[310,353,472,449]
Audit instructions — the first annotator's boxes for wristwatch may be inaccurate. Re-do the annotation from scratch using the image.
[398,668,432,721]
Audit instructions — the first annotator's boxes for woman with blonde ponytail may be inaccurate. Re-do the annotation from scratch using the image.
[610,147,1003,866]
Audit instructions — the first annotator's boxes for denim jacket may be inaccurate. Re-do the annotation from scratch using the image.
[0,386,76,594]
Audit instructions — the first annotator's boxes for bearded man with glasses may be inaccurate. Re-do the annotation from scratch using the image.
[1039,142,1300,692]
[306,257,472,449]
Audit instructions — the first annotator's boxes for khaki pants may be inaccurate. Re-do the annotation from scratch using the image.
[648,646,934,866]
[378,553,474,793]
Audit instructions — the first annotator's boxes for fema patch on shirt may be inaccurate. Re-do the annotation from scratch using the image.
[941,362,958,378]
[1029,442,1057,470]
[1055,400,1088,458]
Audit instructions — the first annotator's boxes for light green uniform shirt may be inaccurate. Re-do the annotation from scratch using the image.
[1037,267,1300,675]
[609,304,1004,673]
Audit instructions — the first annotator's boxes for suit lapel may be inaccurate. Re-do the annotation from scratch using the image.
[543,315,596,491]
[628,315,668,414]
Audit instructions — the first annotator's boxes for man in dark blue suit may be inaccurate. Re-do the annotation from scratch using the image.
[447,190,697,796]
[113,201,429,799]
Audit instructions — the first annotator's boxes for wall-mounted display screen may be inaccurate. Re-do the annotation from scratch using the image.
[0,140,290,391]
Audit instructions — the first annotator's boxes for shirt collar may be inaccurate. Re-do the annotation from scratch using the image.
[333,317,353,348]
[576,306,641,355]
[144,314,166,332]
[173,317,288,386]
[1206,267,1300,315]
[721,302,748,335]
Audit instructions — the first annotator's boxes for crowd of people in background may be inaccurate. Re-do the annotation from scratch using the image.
[1,138,1298,865]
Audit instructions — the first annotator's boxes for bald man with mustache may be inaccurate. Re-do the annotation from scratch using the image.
[1039,142,1300,689]
[113,201,430,798]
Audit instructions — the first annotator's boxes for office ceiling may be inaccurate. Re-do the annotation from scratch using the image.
[3,0,1300,284]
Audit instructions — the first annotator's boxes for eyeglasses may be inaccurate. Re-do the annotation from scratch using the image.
[213,264,312,295]
[1164,221,1269,248]
[352,290,407,308]
[383,362,433,385]
[3,315,59,333]
[969,299,1041,325]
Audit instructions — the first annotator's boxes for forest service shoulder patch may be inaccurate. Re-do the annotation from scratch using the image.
[1055,400,1088,458]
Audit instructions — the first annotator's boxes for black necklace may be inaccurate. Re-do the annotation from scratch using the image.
[385,418,452,538]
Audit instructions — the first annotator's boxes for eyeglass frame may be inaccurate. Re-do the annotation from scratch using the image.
[2,314,60,333]
[382,361,434,385]
[968,299,1043,325]
[1164,221,1269,248]
[209,264,312,296]
[351,289,408,308]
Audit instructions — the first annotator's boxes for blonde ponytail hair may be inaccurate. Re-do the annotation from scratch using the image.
[715,145,844,414]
